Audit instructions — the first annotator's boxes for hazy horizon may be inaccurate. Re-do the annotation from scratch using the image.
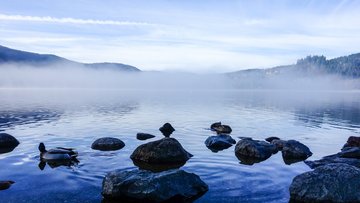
[1,0,360,73]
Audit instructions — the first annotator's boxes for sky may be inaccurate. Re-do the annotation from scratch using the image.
[0,0,359,73]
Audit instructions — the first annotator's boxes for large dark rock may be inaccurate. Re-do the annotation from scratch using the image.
[210,122,232,134]
[271,139,287,151]
[281,140,312,164]
[130,138,193,165]
[290,163,360,202]
[235,138,277,161]
[91,137,125,151]
[0,133,19,154]
[343,136,360,149]
[102,169,208,202]
[205,134,236,152]
[136,133,156,140]
[340,147,360,158]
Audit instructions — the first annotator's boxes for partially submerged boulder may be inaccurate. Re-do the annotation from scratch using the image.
[0,181,15,191]
[235,138,277,161]
[210,122,232,134]
[205,134,236,152]
[282,140,312,164]
[91,137,125,151]
[136,133,156,141]
[102,169,208,202]
[0,133,19,154]
[305,153,360,169]
[290,163,360,202]
[130,138,193,166]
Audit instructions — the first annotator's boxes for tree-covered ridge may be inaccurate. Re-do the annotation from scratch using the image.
[296,54,360,77]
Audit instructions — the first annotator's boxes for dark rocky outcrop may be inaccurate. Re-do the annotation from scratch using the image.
[0,133,19,154]
[102,169,208,202]
[136,133,156,140]
[210,122,232,134]
[290,163,360,202]
[282,140,312,164]
[205,134,236,152]
[130,138,192,167]
[91,137,125,151]
[235,138,277,162]
[271,139,287,151]
[0,181,15,191]
[343,136,360,149]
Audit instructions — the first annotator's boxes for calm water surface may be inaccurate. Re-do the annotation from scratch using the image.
[0,89,359,203]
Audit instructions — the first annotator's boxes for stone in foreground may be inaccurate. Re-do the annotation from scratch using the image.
[136,133,156,140]
[130,138,193,165]
[290,163,360,202]
[235,138,277,161]
[102,169,208,202]
[91,137,125,151]
[0,133,20,153]
[205,134,236,152]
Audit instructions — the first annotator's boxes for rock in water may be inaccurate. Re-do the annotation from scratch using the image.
[0,133,20,153]
[205,134,236,152]
[290,163,360,202]
[130,138,192,165]
[210,122,232,134]
[91,137,125,151]
[159,123,175,137]
[343,136,360,149]
[265,136,280,143]
[0,181,15,190]
[235,138,277,161]
[102,169,208,202]
[281,140,312,164]
[136,133,156,140]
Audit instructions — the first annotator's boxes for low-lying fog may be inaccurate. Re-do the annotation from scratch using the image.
[0,63,359,90]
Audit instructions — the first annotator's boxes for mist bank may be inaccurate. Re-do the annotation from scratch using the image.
[0,63,232,89]
[0,63,359,90]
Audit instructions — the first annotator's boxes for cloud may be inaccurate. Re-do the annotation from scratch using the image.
[0,13,158,26]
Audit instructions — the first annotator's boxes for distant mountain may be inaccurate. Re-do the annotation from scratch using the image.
[0,45,140,72]
[229,53,360,78]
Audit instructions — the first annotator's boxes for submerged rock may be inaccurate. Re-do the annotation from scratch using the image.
[235,138,277,161]
[136,133,156,140]
[130,138,192,166]
[0,133,19,154]
[290,163,360,202]
[343,136,360,149]
[205,134,236,152]
[0,181,15,191]
[281,140,312,164]
[91,137,125,151]
[210,122,232,134]
[102,169,208,202]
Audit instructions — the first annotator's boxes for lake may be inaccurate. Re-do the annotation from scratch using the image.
[0,89,359,203]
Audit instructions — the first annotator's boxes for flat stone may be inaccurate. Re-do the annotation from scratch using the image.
[91,137,125,151]
[205,134,236,152]
[102,169,208,202]
[136,133,156,140]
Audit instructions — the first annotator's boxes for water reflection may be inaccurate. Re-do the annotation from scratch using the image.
[0,109,61,129]
[38,158,79,170]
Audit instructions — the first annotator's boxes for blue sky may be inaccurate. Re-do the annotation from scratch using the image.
[0,0,359,72]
